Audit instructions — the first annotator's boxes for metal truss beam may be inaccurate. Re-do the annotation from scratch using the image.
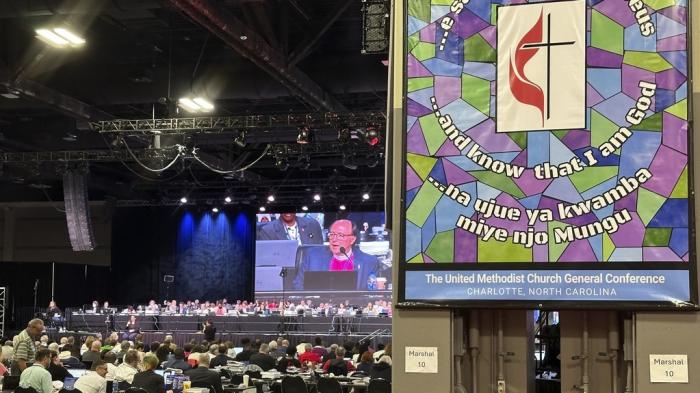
[288,0,353,67]
[167,0,346,111]
[0,149,177,164]
[0,287,5,339]
[91,112,385,134]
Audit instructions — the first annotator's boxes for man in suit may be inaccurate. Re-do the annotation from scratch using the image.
[184,354,223,393]
[258,213,323,245]
[294,219,378,290]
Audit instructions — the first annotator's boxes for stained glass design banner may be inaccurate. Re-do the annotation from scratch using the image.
[400,0,695,308]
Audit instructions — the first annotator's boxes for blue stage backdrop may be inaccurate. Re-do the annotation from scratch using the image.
[174,211,254,301]
[111,207,254,304]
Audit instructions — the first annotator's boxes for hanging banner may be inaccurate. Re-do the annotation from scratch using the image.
[400,0,695,308]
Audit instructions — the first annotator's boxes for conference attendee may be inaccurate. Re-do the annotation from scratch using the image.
[123,315,139,341]
[258,213,323,244]
[12,318,44,375]
[131,354,164,393]
[234,339,255,362]
[322,344,338,364]
[115,341,131,362]
[18,348,53,393]
[274,339,289,358]
[248,344,275,371]
[154,344,170,363]
[75,360,108,393]
[47,301,62,317]
[322,347,355,376]
[370,356,391,382]
[203,319,216,342]
[81,337,95,356]
[276,346,301,373]
[88,301,100,313]
[82,340,102,363]
[355,351,374,375]
[114,350,139,384]
[311,337,328,358]
[101,301,112,314]
[184,354,223,393]
[298,343,321,366]
[47,351,70,382]
[163,348,190,371]
[103,352,118,380]
[2,340,14,363]
[293,219,378,290]
[209,345,231,368]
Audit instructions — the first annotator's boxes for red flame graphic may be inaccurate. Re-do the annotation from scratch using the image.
[509,10,545,126]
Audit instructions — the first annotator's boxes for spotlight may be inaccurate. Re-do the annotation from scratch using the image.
[180,197,188,204]
[259,206,266,212]
[297,126,312,144]
[339,204,346,211]
[275,155,289,171]
[313,193,321,202]
[178,96,215,113]
[212,207,219,213]
[301,205,309,211]
[267,195,275,202]
[36,27,85,48]
[224,196,232,203]
[362,192,370,200]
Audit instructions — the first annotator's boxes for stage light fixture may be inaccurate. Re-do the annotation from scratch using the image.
[313,193,321,202]
[363,126,380,146]
[180,197,188,204]
[302,205,309,211]
[234,131,246,147]
[224,196,232,203]
[297,126,312,144]
[36,27,85,48]
[259,206,266,212]
[267,194,275,202]
[212,207,219,213]
[178,96,214,113]
[275,155,289,171]
[339,204,346,211]
[362,192,370,200]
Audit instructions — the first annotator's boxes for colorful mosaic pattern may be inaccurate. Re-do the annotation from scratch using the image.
[404,0,689,263]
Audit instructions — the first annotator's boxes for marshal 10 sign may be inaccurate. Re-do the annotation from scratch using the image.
[400,0,695,308]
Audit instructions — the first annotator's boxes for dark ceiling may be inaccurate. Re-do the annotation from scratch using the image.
[0,0,389,211]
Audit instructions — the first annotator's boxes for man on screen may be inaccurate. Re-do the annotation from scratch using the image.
[258,213,323,245]
[293,219,377,290]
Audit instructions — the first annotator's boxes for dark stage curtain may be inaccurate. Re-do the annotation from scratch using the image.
[111,207,254,304]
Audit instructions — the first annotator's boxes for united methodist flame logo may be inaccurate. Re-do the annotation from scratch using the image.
[497,0,585,133]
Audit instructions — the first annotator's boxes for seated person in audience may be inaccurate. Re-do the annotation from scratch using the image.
[124,315,140,341]
[82,340,103,363]
[209,345,231,368]
[234,339,255,362]
[322,347,355,375]
[2,340,14,363]
[293,219,378,290]
[164,348,191,371]
[116,341,131,362]
[370,355,392,382]
[155,344,171,363]
[274,339,289,359]
[311,337,328,358]
[75,360,108,393]
[267,341,280,360]
[115,350,140,384]
[48,351,70,382]
[18,349,53,393]
[298,343,321,366]
[184,354,223,393]
[103,352,118,380]
[132,354,165,393]
[187,345,203,368]
[355,351,374,375]
[276,346,301,373]
[248,344,276,371]
[322,344,338,364]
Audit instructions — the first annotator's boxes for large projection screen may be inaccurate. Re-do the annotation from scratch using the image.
[398,0,696,309]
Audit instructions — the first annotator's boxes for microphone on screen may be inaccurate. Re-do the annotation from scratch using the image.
[339,247,350,259]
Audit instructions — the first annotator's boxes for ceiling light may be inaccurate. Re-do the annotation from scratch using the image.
[180,197,188,204]
[267,195,275,202]
[313,193,321,202]
[62,133,77,142]
[35,27,85,48]
[178,96,214,113]
[0,92,19,99]
[224,196,232,203]
[297,126,312,144]
[212,207,219,213]
[301,205,309,212]
[240,35,248,40]
[339,204,346,211]
[362,192,370,200]
[192,97,214,111]
[259,206,266,212]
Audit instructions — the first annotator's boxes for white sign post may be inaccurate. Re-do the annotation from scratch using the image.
[405,347,438,373]
[649,354,688,383]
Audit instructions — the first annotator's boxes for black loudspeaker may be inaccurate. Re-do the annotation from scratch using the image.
[163,275,175,283]
[63,170,96,251]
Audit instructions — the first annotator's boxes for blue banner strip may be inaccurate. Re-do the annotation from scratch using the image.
[405,270,690,302]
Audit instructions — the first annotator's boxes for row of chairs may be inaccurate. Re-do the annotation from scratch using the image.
[281,376,390,393]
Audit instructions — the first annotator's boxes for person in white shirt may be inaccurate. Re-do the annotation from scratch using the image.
[114,350,140,384]
[75,360,108,393]
[18,349,53,393]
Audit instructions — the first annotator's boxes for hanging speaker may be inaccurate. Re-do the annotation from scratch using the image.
[63,170,96,251]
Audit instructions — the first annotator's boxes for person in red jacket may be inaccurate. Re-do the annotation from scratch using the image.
[297,343,321,366]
